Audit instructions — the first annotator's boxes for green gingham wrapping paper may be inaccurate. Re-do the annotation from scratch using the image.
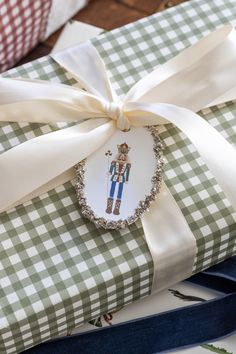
[1,0,236,352]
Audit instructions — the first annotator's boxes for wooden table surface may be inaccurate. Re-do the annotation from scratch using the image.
[19,0,187,65]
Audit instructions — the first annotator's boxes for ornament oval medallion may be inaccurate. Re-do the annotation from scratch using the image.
[75,126,164,229]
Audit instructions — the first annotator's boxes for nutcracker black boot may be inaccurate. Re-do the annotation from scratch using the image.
[105,198,113,214]
[113,199,121,215]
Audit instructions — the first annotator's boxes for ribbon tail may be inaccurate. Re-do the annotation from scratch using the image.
[10,168,76,211]
[0,119,116,213]
[126,102,236,213]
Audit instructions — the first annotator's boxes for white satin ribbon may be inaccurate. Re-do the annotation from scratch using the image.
[142,184,197,292]
[1,25,236,293]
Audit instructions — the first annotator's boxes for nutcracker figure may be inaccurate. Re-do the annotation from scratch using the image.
[105,143,131,215]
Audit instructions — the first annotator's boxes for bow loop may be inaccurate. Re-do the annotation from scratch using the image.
[103,101,130,131]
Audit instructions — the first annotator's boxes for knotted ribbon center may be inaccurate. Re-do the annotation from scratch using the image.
[103,101,130,131]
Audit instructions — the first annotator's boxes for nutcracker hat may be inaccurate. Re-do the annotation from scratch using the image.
[117,142,131,154]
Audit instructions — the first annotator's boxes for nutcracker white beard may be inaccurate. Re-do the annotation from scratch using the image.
[114,153,130,164]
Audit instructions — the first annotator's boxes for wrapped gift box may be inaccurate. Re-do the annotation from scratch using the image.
[72,282,236,354]
[1,0,236,353]
[0,0,88,72]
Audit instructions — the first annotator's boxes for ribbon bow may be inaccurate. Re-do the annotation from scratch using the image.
[1,25,236,292]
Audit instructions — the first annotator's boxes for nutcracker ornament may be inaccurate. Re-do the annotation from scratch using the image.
[105,143,131,215]
[76,127,163,229]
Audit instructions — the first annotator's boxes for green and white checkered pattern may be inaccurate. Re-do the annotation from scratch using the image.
[1,0,236,352]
